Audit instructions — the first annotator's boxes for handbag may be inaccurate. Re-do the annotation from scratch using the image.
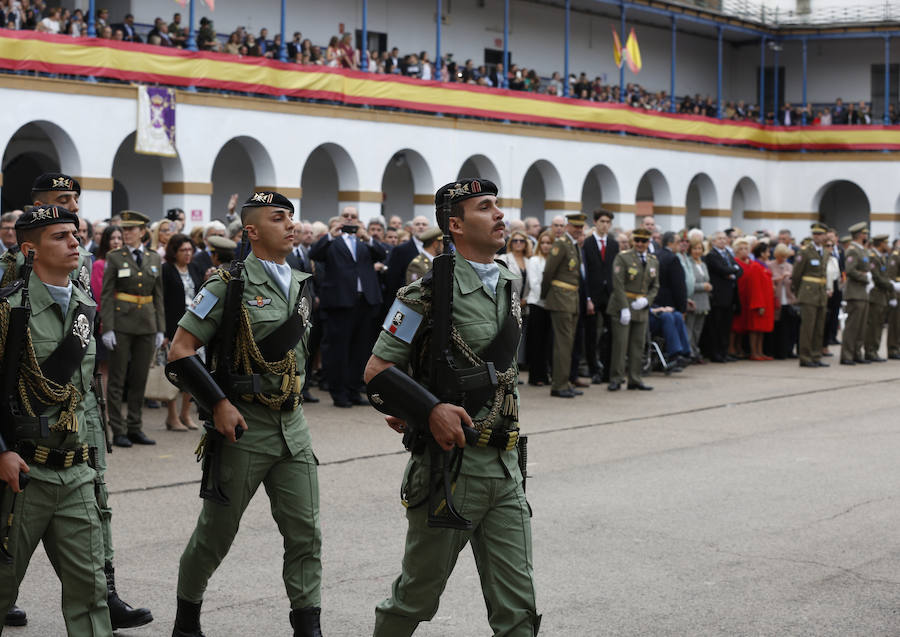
[144,345,179,402]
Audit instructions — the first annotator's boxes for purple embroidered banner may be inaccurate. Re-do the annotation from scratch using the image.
[136,86,176,157]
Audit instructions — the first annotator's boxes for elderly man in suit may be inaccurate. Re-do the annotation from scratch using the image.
[704,231,744,363]
[288,220,320,404]
[309,206,386,407]
[582,208,619,383]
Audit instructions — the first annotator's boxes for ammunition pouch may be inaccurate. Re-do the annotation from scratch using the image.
[165,355,227,417]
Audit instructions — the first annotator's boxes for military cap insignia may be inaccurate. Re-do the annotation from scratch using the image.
[249,296,272,308]
[32,207,58,221]
[73,313,91,348]
[298,295,311,324]
[447,183,471,199]
[51,177,72,189]
[251,192,274,204]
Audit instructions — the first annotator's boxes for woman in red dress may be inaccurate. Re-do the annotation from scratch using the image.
[731,238,775,360]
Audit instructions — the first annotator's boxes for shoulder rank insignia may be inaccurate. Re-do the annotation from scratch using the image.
[249,296,272,308]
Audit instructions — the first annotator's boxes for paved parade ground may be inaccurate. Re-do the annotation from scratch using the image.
[9,354,900,636]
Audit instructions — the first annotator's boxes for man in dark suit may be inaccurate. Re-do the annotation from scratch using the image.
[114,14,142,42]
[188,221,226,282]
[582,209,618,383]
[309,207,386,407]
[383,215,429,306]
[655,231,688,313]
[640,214,663,255]
[287,220,320,404]
[704,230,743,362]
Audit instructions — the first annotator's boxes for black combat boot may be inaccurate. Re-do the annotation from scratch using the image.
[289,607,323,637]
[4,605,26,626]
[172,598,205,637]
[105,561,153,629]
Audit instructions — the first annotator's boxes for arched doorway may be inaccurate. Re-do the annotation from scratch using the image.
[581,164,620,214]
[635,168,672,227]
[2,121,81,211]
[300,143,358,223]
[381,149,434,222]
[210,136,276,222]
[685,173,717,229]
[111,132,164,217]
[457,154,501,187]
[520,160,564,224]
[731,177,761,231]
[815,180,870,233]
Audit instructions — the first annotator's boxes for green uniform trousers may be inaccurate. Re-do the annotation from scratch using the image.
[373,472,538,637]
[0,478,112,636]
[841,300,868,363]
[82,390,113,564]
[610,320,646,386]
[865,304,887,359]
[888,305,900,357]
[549,310,577,391]
[177,444,322,609]
[797,303,826,364]
[106,332,155,436]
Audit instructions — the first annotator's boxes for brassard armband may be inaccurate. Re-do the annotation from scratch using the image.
[366,365,440,428]
[165,355,227,416]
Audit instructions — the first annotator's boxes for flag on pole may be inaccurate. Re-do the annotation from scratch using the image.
[611,29,623,69]
[623,28,642,74]
[201,0,215,10]
[173,0,187,7]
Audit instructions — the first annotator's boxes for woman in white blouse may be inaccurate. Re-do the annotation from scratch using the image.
[524,230,554,385]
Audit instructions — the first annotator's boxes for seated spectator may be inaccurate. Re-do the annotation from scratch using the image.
[224,31,241,55]
[245,33,261,56]
[649,306,693,370]
[114,13,142,42]
[36,7,62,34]
[112,28,124,41]
[98,25,112,39]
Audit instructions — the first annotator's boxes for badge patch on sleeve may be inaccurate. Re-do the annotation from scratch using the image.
[382,298,423,343]
[187,289,219,319]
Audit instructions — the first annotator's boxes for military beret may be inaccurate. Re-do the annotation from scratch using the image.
[848,221,869,234]
[15,205,78,232]
[810,223,827,234]
[872,233,890,242]
[633,227,652,239]
[119,210,150,227]
[31,172,81,195]
[206,235,237,251]
[433,179,498,208]
[418,227,443,244]
[566,212,587,227]
[241,191,294,213]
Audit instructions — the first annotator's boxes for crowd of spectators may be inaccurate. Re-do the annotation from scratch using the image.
[2,2,896,126]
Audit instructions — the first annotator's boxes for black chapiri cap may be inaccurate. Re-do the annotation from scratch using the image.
[166,208,184,221]
[241,191,294,214]
[31,172,81,196]
[15,205,79,232]
[434,178,498,208]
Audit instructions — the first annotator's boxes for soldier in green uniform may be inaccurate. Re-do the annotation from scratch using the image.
[791,223,830,368]
[404,227,442,284]
[1,174,153,630]
[0,205,113,635]
[364,178,539,636]
[885,242,900,359]
[607,227,659,391]
[100,211,164,447]
[166,192,322,637]
[540,212,584,398]
[841,222,871,365]
[864,234,894,362]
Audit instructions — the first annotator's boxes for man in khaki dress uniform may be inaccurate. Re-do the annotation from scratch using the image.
[792,223,830,368]
[540,212,584,398]
[840,222,871,365]
[864,234,894,362]
[885,242,900,359]
[405,227,442,284]
[607,227,659,391]
[100,211,165,446]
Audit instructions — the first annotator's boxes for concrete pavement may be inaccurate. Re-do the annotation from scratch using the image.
[8,352,900,636]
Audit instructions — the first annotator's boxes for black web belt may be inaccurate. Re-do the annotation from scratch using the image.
[17,441,90,469]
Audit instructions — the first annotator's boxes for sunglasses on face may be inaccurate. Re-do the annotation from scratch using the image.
[633,238,649,243]
[510,238,526,243]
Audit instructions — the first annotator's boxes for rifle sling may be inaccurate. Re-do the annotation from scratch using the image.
[38,303,95,390]
[254,280,312,361]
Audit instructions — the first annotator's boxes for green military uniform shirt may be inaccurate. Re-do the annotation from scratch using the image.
[0,245,92,291]
[373,255,520,479]
[607,250,660,319]
[99,245,164,335]
[868,248,894,306]
[540,234,580,313]
[405,253,432,284]
[177,253,313,457]
[3,272,96,486]
[844,243,871,301]
[791,243,829,307]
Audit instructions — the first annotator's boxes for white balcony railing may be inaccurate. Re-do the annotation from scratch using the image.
[669,1,900,26]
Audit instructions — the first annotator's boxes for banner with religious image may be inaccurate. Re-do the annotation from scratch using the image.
[136,86,177,157]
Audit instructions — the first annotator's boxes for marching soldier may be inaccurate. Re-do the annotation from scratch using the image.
[166,192,322,637]
[2,174,153,630]
[607,227,659,391]
[886,241,900,359]
[100,211,164,447]
[364,178,539,636]
[792,223,830,368]
[404,227,442,284]
[541,212,585,398]
[0,206,112,634]
[864,234,894,362]
[841,222,871,365]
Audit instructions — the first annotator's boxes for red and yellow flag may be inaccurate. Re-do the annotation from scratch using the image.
[623,28,642,73]
[611,29,623,69]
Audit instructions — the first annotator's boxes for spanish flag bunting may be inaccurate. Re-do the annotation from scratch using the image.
[624,28,642,74]
[611,28,623,69]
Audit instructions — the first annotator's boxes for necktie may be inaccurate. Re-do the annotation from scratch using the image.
[600,236,606,260]
[133,249,142,267]
[640,253,646,265]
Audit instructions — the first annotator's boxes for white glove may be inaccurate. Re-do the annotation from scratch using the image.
[630,297,649,311]
[619,308,631,325]
[892,281,900,293]
[890,299,898,308]
[866,272,873,284]
[155,332,164,349]
[101,331,116,350]
[866,283,875,295]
